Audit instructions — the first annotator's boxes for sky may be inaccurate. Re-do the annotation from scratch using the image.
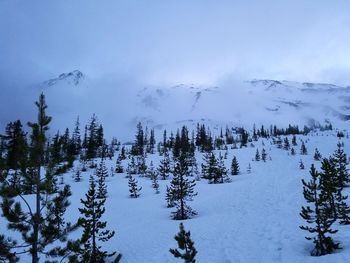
[1,0,350,88]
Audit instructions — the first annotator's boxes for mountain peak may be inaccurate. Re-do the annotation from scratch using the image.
[43,70,84,87]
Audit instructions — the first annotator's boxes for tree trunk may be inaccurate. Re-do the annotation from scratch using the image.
[32,166,41,263]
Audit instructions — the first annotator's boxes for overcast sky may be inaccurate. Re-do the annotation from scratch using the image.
[1,0,350,87]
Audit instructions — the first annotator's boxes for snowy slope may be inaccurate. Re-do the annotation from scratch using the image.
[2,130,349,262]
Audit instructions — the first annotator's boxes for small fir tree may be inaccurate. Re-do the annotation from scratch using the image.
[300,141,308,155]
[76,175,121,262]
[168,155,197,220]
[313,148,322,161]
[158,150,172,180]
[231,156,240,175]
[128,175,142,198]
[255,149,260,161]
[299,164,340,256]
[169,223,197,263]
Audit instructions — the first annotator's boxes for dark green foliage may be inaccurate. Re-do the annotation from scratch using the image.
[331,143,349,188]
[128,175,142,198]
[169,223,197,263]
[283,137,290,150]
[77,175,121,262]
[136,155,147,176]
[201,151,224,184]
[126,157,137,175]
[291,147,296,156]
[169,155,197,220]
[115,155,124,173]
[313,148,322,161]
[300,164,340,256]
[300,141,307,155]
[0,235,18,263]
[2,120,28,170]
[231,156,240,175]
[131,122,144,156]
[261,148,267,162]
[292,135,297,146]
[96,159,108,199]
[255,149,260,161]
[158,150,172,180]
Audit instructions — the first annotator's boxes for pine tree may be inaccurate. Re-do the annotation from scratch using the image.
[217,153,230,183]
[76,175,121,262]
[72,116,81,155]
[126,157,137,175]
[261,148,267,162]
[255,149,260,161]
[0,235,18,263]
[283,137,290,150]
[158,150,172,180]
[300,141,308,155]
[0,93,76,263]
[201,151,223,184]
[331,143,349,188]
[299,160,305,170]
[169,155,197,220]
[115,155,124,174]
[128,175,142,198]
[137,155,147,176]
[247,163,252,174]
[300,164,340,256]
[166,185,176,208]
[291,147,296,156]
[313,148,322,161]
[231,156,240,175]
[96,159,108,199]
[169,223,197,263]
[292,135,297,146]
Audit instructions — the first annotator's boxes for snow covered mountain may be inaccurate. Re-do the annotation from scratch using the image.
[5,71,349,140]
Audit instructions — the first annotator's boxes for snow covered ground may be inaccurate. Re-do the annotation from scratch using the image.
[2,129,349,262]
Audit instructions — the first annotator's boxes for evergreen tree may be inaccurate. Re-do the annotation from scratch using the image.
[300,141,308,155]
[320,158,350,225]
[300,164,340,256]
[131,122,144,156]
[292,135,297,146]
[217,153,230,183]
[255,149,260,161]
[115,155,124,174]
[137,155,147,176]
[283,137,290,150]
[166,185,176,208]
[0,93,76,263]
[313,148,322,161]
[3,120,28,170]
[72,116,81,155]
[169,223,197,263]
[291,147,296,156]
[96,159,108,199]
[168,155,197,220]
[128,175,142,198]
[261,148,267,162]
[126,157,137,175]
[231,156,240,175]
[76,175,121,262]
[299,160,305,170]
[331,143,349,188]
[201,151,223,184]
[158,150,172,180]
